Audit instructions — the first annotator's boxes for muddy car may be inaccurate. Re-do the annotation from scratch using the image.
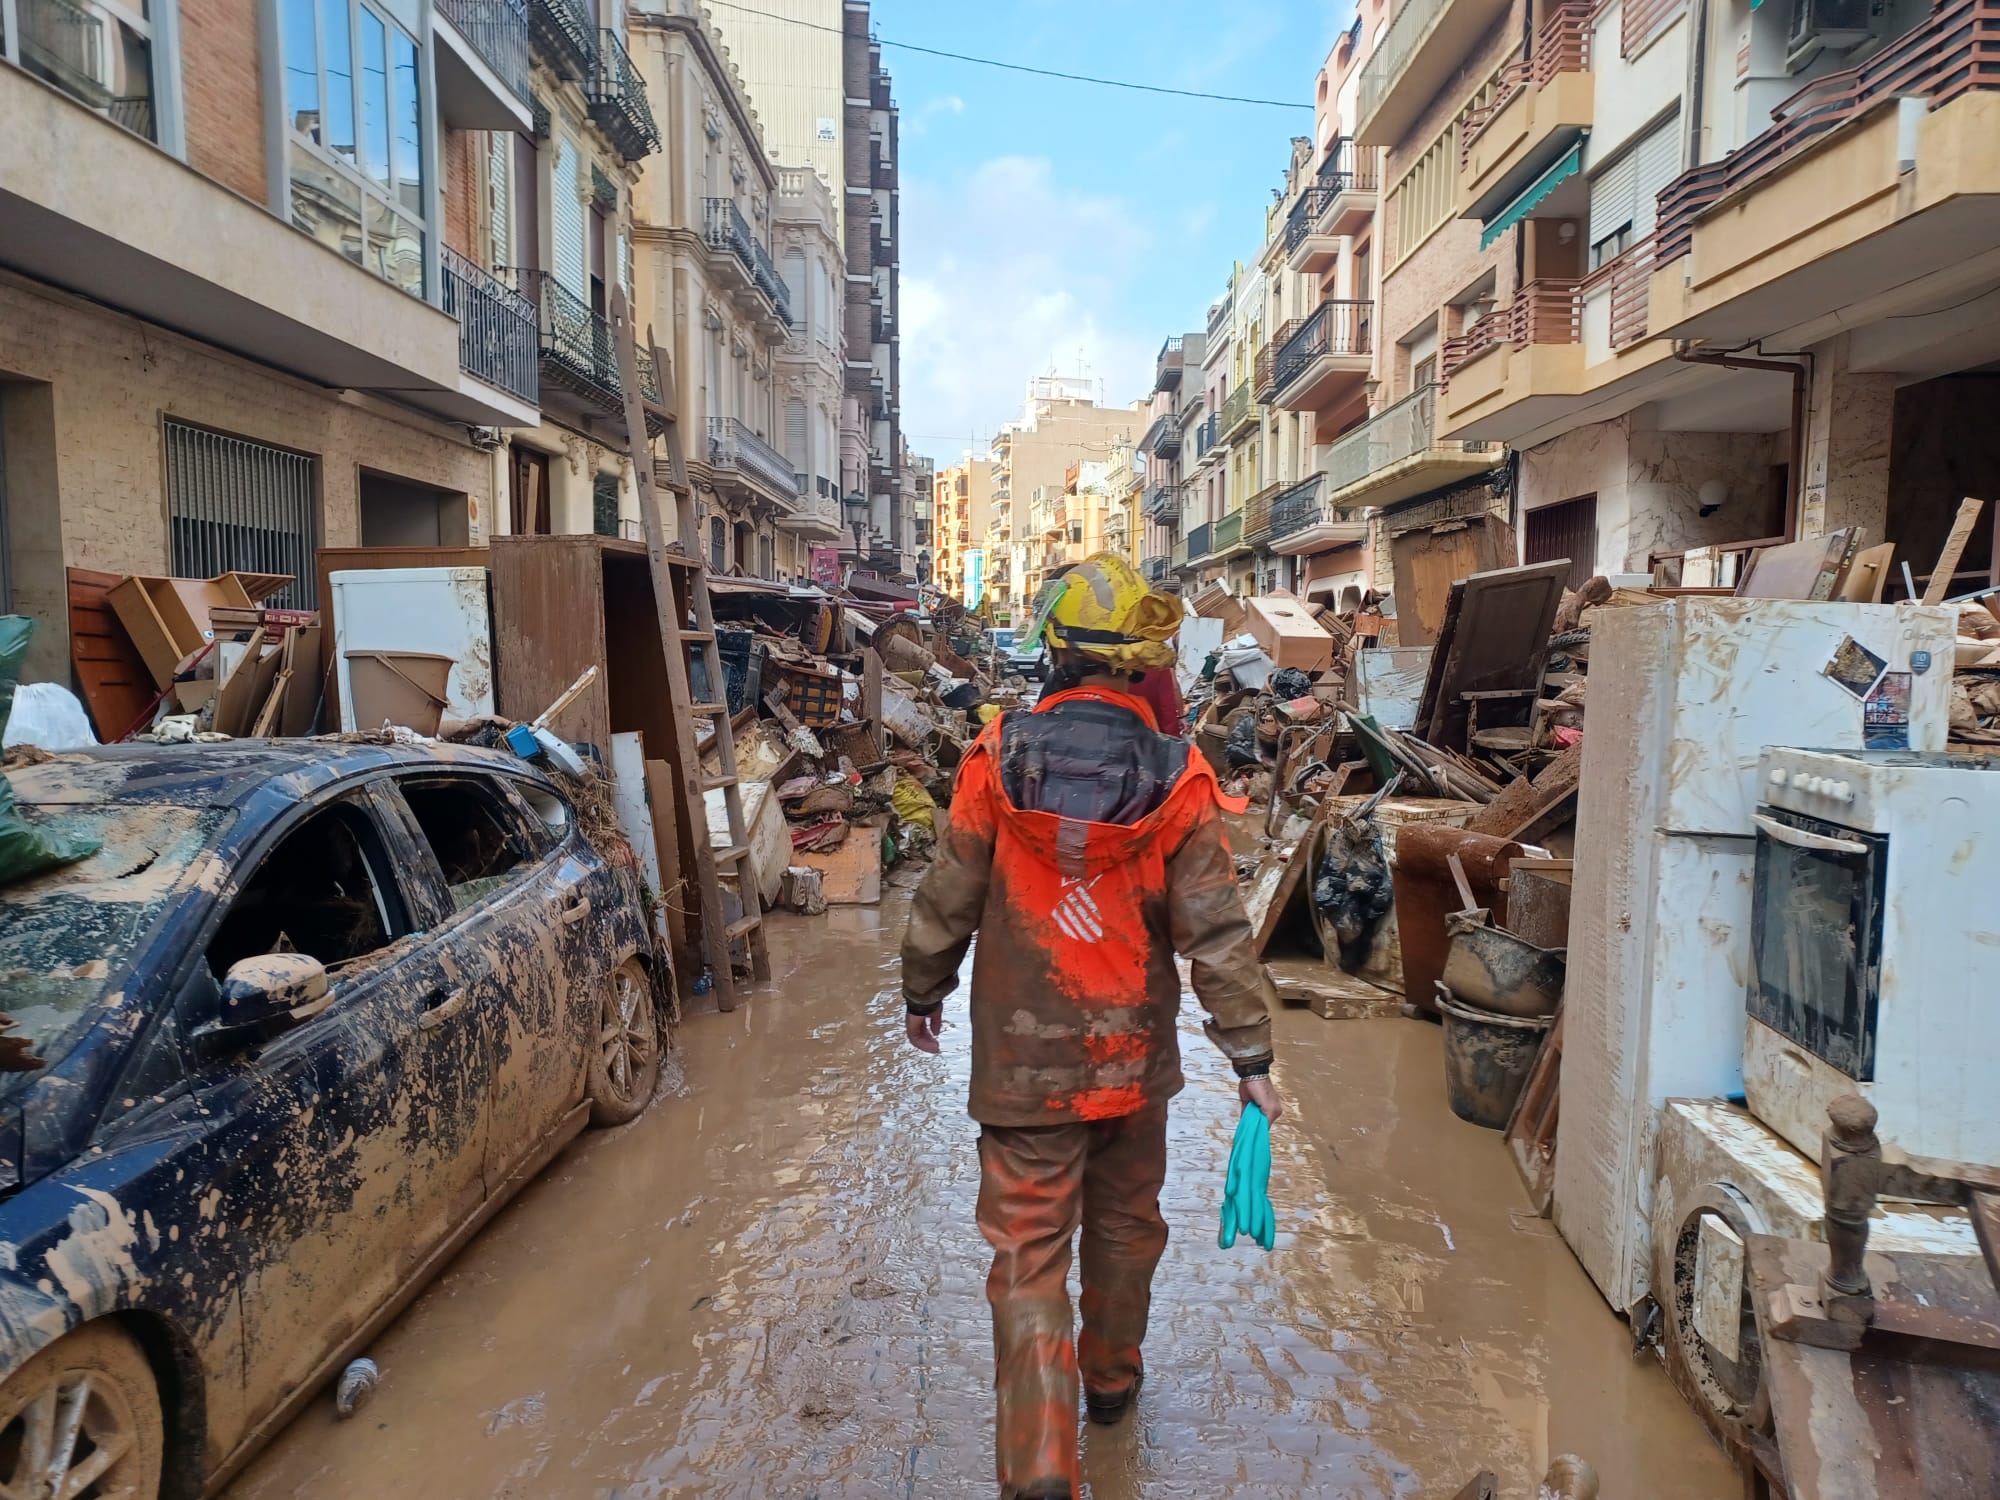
[0,742,665,1499]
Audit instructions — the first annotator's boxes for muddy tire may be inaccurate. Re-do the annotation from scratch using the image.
[0,1320,165,1500]
[587,956,659,1127]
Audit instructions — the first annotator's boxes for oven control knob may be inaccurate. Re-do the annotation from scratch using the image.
[1769,768,1789,787]
[1832,781,1853,803]
[1797,775,1819,795]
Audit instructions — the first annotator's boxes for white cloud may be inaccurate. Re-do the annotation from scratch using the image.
[898,156,1157,460]
[905,94,967,137]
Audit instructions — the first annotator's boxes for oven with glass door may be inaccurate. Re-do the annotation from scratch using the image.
[1745,748,2000,1164]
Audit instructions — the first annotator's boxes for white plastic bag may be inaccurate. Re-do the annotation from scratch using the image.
[2,682,100,751]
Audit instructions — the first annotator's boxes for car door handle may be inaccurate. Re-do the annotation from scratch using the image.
[419,985,470,1030]
[560,894,592,926]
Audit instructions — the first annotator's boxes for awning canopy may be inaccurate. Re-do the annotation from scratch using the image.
[1480,139,1585,250]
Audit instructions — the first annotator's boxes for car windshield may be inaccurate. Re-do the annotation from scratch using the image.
[0,801,223,1094]
[991,630,1017,649]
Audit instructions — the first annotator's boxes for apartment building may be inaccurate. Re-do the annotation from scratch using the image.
[1136,331,1205,591]
[1103,440,1141,570]
[1176,274,1238,592]
[1433,0,2000,595]
[771,165,849,549]
[0,0,584,680]
[933,455,992,605]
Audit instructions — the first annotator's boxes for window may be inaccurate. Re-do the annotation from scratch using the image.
[709,514,727,573]
[279,0,428,295]
[1589,112,1681,268]
[165,419,319,608]
[400,777,538,910]
[208,802,405,979]
[4,0,163,142]
[511,446,551,535]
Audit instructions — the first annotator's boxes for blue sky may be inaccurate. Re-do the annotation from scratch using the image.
[871,0,1349,464]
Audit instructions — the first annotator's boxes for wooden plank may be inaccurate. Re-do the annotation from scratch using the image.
[489,535,613,749]
[1504,1006,1563,1215]
[1922,498,1986,605]
[1736,529,1857,601]
[861,646,884,760]
[644,759,690,1000]
[65,568,157,741]
[1837,542,1894,603]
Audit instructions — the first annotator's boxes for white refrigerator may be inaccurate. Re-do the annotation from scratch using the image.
[330,567,496,730]
[1553,598,1955,1313]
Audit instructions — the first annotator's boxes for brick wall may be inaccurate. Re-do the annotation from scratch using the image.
[444,127,477,256]
[0,276,497,582]
[180,0,268,203]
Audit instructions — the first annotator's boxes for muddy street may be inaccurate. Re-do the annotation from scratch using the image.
[224,893,1731,1500]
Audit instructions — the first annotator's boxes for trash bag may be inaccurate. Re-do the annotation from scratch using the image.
[0,617,102,885]
[1311,814,1393,970]
[1268,667,1313,700]
[890,769,937,835]
[1224,713,1264,771]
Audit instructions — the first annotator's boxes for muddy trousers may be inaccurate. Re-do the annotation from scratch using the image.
[975,1104,1170,1498]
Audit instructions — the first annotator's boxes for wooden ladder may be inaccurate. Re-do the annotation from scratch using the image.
[611,289,769,1012]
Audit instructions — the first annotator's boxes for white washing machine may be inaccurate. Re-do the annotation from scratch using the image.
[1648,1099,1978,1447]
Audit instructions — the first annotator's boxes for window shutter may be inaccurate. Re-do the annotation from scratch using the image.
[1588,148,1639,247]
[554,136,586,296]
[486,132,512,269]
[1631,112,1682,237]
[785,398,809,468]
[616,229,630,294]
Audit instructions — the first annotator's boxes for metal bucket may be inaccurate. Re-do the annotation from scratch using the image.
[1441,910,1565,1018]
[1436,985,1553,1130]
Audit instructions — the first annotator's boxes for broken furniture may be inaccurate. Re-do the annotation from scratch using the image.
[1412,559,1570,759]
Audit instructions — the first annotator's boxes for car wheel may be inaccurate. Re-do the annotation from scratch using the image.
[0,1321,165,1500]
[587,956,659,1127]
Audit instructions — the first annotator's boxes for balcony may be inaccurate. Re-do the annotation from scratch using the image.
[1191,413,1222,461]
[1142,409,1184,460]
[1182,521,1213,565]
[1321,383,1500,511]
[1271,300,1372,412]
[528,0,595,84]
[1315,140,1380,238]
[1355,0,1513,146]
[1218,381,1256,443]
[1144,484,1184,523]
[1242,480,1287,546]
[703,200,793,332]
[520,269,664,434]
[778,492,845,538]
[1459,2,1593,229]
[707,418,803,508]
[434,0,533,130]
[0,62,536,428]
[1213,509,1245,557]
[587,29,659,161]
[442,247,538,405]
[1144,556,1170,583]
[1649,0,2000,349]
[1156,336,1186,391]
[1265,475,1369,557]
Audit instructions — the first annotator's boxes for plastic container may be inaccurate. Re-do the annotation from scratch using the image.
[343,650,453,736]
[1436,985,1553,1130]
[1440,910,1565,1018]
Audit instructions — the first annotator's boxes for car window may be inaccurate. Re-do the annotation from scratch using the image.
[400,776,544,910]
[0,802,224,1093]
[207,801,407,981]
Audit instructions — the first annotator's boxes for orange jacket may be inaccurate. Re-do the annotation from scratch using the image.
[902,687,1276,1127]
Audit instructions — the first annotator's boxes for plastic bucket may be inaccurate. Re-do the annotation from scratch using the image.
[1436,985,1553,1130]
[345,650,453,736]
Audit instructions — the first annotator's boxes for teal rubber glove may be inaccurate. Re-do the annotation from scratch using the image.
[1219,1102,1276,1252]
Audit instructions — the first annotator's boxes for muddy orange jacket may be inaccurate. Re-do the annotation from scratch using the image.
[901,686,1276,1128]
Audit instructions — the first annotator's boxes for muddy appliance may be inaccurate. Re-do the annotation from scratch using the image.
[1555,599,1955,1313]
[1744,747,2000,1163]
[331,566,495,729]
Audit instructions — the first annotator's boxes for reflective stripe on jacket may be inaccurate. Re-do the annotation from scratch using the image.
[901,686,1276,1127]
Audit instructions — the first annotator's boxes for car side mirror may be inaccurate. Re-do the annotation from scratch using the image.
[191,953,331,1060]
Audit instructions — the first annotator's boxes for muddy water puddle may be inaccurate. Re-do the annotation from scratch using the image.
[226,894,1731,1499]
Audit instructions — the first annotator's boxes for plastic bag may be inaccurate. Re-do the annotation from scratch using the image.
[0,617,103,884]
[890,769,937,834]
[3,682,100,752]
[1224,714,1264,771]
[1268,667,1313,700]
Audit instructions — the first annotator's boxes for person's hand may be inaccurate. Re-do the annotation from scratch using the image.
[1239,1074,1284,1123]
[906,1008,943,1054]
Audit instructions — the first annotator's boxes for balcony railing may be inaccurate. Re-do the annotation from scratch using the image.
[527,0,594,82]
[442,247,538,404]
[1144,556,1170,583]
[1192,414,1221,458]
[704,199,794,327]
[1255,341,1281,401]
[1441,279,1582,378]
[708,418,803,501]
[587,29,660,161]
[21,0,109,104]
[517,269,660,425]
[1207,292,1233,339]
[437,0,532,105]
[1274,300,1372,393]
[1265,474,1330,544]
[1657,0,2000,264]
[1184,521,1213,561]
[1460,1,1592,162]
[1357,0,1451,129]
[1156,335,1186,390]
[1315,138,1379,201]
[1242,480,1286,545]
[1144,484,1184,522]
[1219,382,1254,439]
[1214,510,1243,554]
[1323,383,1494,494]
[1143,410,1184,459]
[1607,235,1656,349]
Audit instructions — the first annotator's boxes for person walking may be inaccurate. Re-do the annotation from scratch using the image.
[901,553,1281,1500]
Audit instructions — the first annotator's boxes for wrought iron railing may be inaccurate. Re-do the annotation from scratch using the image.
[437,0,532,105]
[703,199,793,327]
[1656,0,2000,264]
[527,0,594,82]
[516,269,658,425]
[1144,484,1183,522]
[708,417,804,501]
[1266,474,1330,543]
[443,247,539,404]
[1242,480,1286,545]
[1156,335,1186,390]
[1316,138,1379,198]
[1143,410,1183,458]
[1274,299,1371,393]
[1322,384,1497,495]
[587,28,660,161]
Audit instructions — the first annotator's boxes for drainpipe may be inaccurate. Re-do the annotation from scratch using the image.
[1671,345,1810,537]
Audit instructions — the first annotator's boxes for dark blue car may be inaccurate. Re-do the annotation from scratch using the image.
[0,742,664,1499]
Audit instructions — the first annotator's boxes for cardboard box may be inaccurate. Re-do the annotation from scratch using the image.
[1189,580,1246,638]
[1244,594,1334,672]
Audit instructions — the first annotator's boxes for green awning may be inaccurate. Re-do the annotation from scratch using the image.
[1479,139,1585,250]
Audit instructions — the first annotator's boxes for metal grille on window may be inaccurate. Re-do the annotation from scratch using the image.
[164,420,320,609]
[592,472,621,537]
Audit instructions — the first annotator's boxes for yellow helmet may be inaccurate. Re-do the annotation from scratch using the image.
[1026,553,1181,674]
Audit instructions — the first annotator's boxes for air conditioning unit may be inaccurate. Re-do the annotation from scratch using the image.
[1787,0,1879,70]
